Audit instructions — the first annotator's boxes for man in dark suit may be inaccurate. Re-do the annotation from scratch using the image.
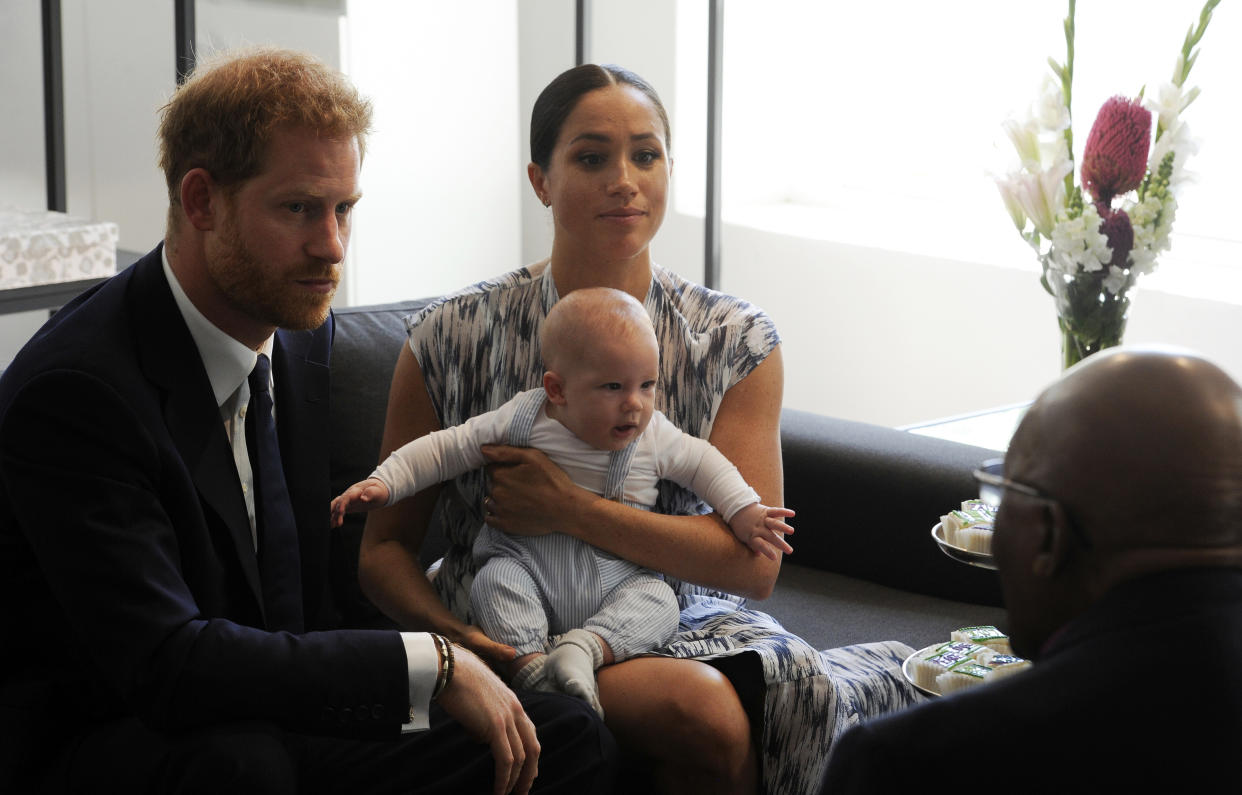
[820,347,1242,793]
[0,47,614,794]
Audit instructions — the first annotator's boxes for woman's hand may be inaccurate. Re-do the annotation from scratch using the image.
[450,624,519,669]
[480,445,592,537]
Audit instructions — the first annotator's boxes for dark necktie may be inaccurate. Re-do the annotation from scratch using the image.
[247,353,304,632]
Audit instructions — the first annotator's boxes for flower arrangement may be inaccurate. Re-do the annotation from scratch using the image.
[996,0,1220,368]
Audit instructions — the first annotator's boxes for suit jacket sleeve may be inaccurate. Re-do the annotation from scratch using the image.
[818,720,916,792]
[0,366,409,738]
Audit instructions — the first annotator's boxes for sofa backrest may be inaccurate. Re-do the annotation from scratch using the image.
[781,408,1003,606]
[328,299,438,627]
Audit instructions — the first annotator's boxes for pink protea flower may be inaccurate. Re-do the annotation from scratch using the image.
[1081,96,1152,206]
[1099,207,1134,269]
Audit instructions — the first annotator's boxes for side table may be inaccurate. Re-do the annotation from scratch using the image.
[900,403,1028,452]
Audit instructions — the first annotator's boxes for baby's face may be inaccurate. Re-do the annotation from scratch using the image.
[555,332,659,451]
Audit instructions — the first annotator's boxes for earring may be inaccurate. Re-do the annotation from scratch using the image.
[542,197,551,207]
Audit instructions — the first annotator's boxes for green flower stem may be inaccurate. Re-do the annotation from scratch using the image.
[1176,0,1221,88]
[1155,0,1219,142]
[1055,269,1131,369]
[1059,0,1076,202]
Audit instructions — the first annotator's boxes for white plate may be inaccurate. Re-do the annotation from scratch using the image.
[931,522,997,570]
[902,644,942,697]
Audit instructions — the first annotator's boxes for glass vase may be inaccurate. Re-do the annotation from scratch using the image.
[1056,287,1130,370]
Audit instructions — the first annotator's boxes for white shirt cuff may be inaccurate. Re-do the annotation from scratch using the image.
[400,632,438,733]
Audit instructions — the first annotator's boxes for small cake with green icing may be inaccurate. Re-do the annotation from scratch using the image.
[909,642,988,690]
[940,500,996,547]
[935,653,1032,694]
[911,629,1030,695]
[936,660,993,694]
[980,653,1031,681]
[951,625,1012,655]
[956,523,994,554]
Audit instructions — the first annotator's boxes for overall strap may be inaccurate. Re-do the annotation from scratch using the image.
[603,440,639,503]
[506,388,548,447]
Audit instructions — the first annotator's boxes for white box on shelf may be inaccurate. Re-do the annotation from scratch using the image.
[0,206,119,290]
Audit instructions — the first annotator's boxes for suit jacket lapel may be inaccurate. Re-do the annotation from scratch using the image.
[273,319,333,627]
[129,248,266,620]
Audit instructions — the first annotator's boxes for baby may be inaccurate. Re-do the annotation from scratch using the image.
[331,287,794,716]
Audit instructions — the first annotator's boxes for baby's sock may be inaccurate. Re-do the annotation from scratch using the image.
[545,629,606,717]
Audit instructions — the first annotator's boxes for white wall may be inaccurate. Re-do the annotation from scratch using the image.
[517,0,574,266]
[344,0,523,304]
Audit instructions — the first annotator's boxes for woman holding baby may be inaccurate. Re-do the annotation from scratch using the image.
[359,64,911,794]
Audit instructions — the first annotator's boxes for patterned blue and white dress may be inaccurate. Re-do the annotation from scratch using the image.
[405,261,919,794]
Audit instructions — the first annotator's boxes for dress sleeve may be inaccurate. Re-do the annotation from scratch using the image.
[723,299,781,390]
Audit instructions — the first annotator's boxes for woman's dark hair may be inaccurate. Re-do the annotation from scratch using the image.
[529,64,671,171]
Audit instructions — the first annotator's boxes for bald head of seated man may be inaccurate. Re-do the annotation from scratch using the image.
[821,347,1242,794]
[997,346,1242,658]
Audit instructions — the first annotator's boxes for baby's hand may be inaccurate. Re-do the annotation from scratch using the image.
[728,503,795,561]
[329,478,391,528]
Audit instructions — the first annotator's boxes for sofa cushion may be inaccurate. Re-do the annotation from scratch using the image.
[759,563,1006,652]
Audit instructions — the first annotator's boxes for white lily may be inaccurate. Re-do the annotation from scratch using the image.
[1015,161,1072,239]
[1003,118,1043,170]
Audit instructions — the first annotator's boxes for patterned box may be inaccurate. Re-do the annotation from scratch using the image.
[0,206,119,290]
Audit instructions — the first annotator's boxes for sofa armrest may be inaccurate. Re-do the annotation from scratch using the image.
[780,408,1004,606]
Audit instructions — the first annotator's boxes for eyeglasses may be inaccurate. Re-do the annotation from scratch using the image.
[972,458,1092,549]
[972,458,1046,508]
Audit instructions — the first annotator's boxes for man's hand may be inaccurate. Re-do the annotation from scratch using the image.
[437,644,541,795]
[728,503,795,561]
[329,478,391,528]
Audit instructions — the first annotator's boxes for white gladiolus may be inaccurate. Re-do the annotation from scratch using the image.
[1033,75,1070,132]
[1147,81,1198,134]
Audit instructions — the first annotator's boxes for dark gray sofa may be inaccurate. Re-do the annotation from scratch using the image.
[328,300,1008,653]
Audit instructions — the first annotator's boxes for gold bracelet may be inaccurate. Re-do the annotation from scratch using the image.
[442,636,455,693]
[431,634,450,699]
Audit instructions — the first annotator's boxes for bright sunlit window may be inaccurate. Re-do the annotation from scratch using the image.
[679,0,1240,300]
